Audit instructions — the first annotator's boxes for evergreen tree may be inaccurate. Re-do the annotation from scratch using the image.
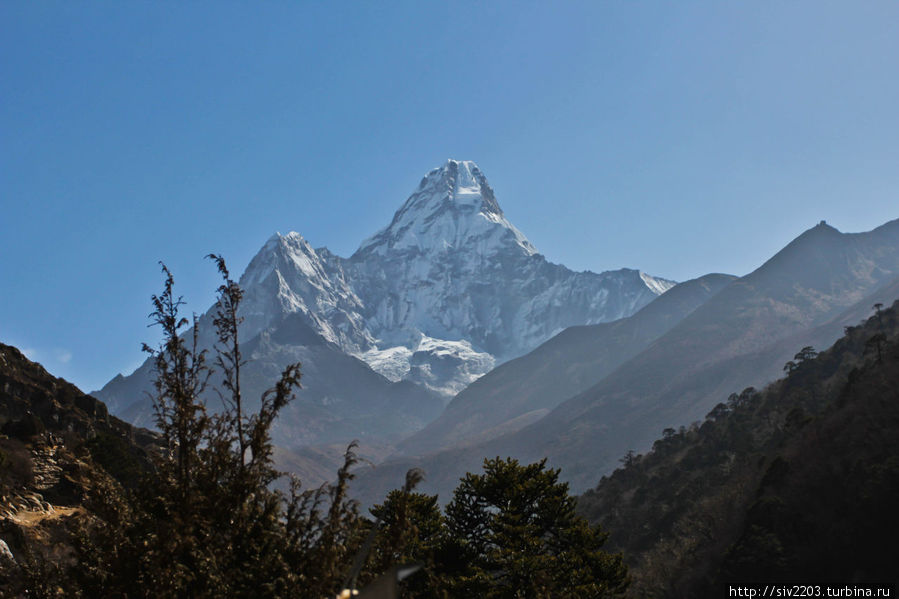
[443,457,628,598]
[364,470,442,597]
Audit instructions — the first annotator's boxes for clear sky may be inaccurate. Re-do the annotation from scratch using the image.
[2,1,898,392]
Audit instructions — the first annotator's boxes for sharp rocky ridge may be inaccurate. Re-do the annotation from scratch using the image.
[235,159,676,398]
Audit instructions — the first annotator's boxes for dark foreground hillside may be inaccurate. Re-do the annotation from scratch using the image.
[0,343,159,594]
[579,300,899,596]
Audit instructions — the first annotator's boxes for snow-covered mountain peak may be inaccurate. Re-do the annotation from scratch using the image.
[241,231,320,288]
[238,230,373,353]
[441,159,501,214]
[354,160,536,258]
[640,271,677,295]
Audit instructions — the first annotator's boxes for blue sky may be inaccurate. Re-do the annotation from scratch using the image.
[2,1,898,392]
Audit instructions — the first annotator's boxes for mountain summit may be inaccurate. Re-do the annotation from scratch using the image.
[238,232,373,353]
[340,160,675,394]
[355,159,536,259]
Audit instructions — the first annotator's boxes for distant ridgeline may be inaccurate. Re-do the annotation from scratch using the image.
[578,300,899,596]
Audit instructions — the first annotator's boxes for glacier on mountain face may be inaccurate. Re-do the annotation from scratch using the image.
[362,334,496,399]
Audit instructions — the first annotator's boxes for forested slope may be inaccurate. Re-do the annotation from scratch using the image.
[579,299,899,596]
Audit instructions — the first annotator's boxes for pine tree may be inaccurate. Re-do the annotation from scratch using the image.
[443,457,628,598]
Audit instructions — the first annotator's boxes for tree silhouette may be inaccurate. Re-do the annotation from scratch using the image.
[793,346,818,364]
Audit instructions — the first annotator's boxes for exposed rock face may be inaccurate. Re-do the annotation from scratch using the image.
[0,539,14,565]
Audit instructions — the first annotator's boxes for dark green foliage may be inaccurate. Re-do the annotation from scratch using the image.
[362,470,443,596]
[366,469,433,573]
[440,457,628,598]
[358,458,628,598]
[207,253,249,465]
[717,339,899,588]
[579,298,899,596]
